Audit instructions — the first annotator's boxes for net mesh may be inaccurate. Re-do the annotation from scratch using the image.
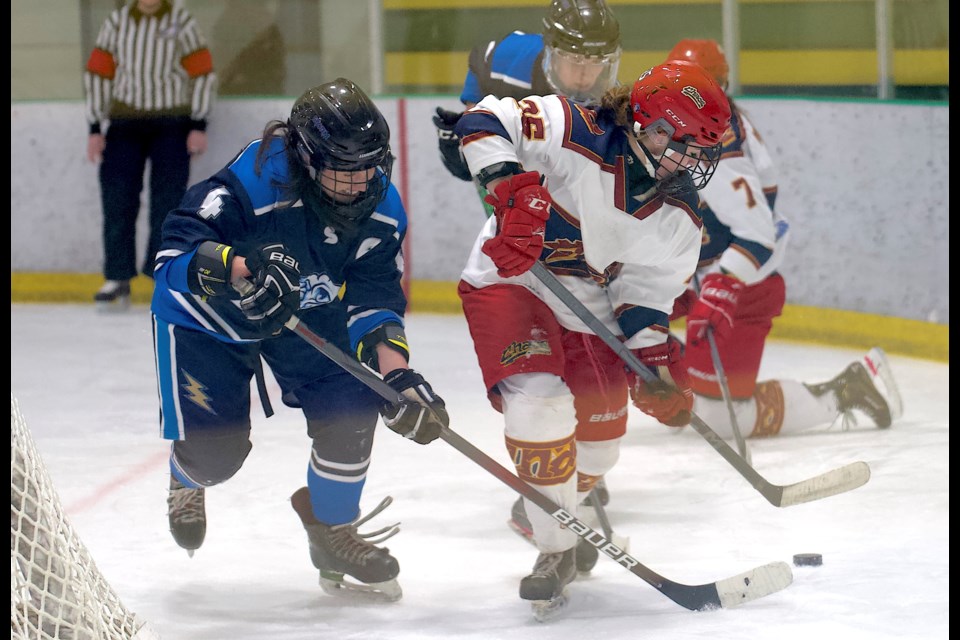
[11,393,156,640]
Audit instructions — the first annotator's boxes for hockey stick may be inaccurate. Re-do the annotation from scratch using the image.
[586,486,630,551]
[529,262,870,508]
[691,273,751,464]
[234,282,792,611]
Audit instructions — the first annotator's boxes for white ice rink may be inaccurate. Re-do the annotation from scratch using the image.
[11,303,949,640]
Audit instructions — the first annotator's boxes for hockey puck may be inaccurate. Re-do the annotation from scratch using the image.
[793,553,823,567]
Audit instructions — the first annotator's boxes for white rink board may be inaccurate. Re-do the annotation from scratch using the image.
[10,97,948,323]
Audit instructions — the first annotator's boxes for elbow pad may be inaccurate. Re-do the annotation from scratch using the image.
[187,241,235,296]
[357,323,410,371]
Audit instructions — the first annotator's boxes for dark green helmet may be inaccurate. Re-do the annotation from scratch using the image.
[542,0,621,58]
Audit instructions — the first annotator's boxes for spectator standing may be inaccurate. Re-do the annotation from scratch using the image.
[84,0,217,307]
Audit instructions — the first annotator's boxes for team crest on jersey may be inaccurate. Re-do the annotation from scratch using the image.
[500,340,552,366]
[301,273,341,308]
[543,238,583,265]
[681,86,706,109]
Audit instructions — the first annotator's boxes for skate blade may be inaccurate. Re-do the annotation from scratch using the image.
[531,591,569,622]
[507,518,536,546]
[864,347,903,423]
[319,572,402,602]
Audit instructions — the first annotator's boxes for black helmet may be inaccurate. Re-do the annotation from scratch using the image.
[542,0,621,58]
[288,78,394,223]
[541,0,621,104]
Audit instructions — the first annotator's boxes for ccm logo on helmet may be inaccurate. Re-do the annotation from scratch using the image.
[681,85,707,108]
[665,108,687,128]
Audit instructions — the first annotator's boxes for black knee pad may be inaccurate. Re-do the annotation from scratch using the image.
[307,414,377,466]
[172,432,252,487]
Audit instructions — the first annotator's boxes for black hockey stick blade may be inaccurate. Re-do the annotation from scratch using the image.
[529,262,871,508]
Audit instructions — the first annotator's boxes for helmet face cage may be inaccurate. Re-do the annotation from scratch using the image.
[633,117,722,192]
[297,139,394,222]
[666,39,730,90]
[289,79,394,222]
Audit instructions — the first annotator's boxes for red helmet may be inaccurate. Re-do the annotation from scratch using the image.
[630,60,730,148]
[667,39,729,89]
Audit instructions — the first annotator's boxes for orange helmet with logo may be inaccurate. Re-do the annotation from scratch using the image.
[667,38,729,90]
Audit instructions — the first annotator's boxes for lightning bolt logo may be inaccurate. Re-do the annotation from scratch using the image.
[181,371,216,414]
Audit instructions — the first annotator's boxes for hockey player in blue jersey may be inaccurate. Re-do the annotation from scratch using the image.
[432,0,621,186]
[150,78,448,601]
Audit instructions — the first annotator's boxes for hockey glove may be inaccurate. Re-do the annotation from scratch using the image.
[432,107,473,182]
[686,272,744,347]
[239,243,301,335]
[628,337,693,427]
[380,369,448,445]
[668,287,699,321]
[481,171,551,278]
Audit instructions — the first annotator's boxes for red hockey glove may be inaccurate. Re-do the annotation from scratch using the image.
[481,171,551,278]
[629,337,693,427]
[686,273,744,347]
[669,288,699,321]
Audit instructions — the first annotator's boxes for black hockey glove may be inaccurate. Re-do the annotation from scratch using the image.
[239,243,301,335]
[380,369,448,445]
[432,107,473,182]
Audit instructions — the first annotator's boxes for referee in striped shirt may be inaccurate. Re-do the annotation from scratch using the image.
[84,0,217,306]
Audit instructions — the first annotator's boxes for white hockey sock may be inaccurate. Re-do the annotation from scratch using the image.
[695,380,840,438]
[575,438,620,505]
[501,373,578,552]
[691,395,757,441]
[777,379,840,433]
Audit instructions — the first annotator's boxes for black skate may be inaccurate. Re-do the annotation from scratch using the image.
[291,487,402,602]
[806,347,902,429]
[167,476,206,557]
[581,476,610,507]
[93,280,131,311]
[519,547,577,622]
[507,497,598,573]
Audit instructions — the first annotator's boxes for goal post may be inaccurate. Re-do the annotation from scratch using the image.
[11,393,161,640]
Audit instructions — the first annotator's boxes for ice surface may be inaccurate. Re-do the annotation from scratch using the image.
[10,304,949,640]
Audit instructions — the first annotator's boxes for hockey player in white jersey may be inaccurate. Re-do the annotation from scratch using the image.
[665,39,903,441]
[454,60,731,616]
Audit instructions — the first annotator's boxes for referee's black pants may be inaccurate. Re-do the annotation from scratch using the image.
[99,116,192,281]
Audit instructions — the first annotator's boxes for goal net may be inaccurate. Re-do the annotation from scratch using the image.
[11,393,160,640]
